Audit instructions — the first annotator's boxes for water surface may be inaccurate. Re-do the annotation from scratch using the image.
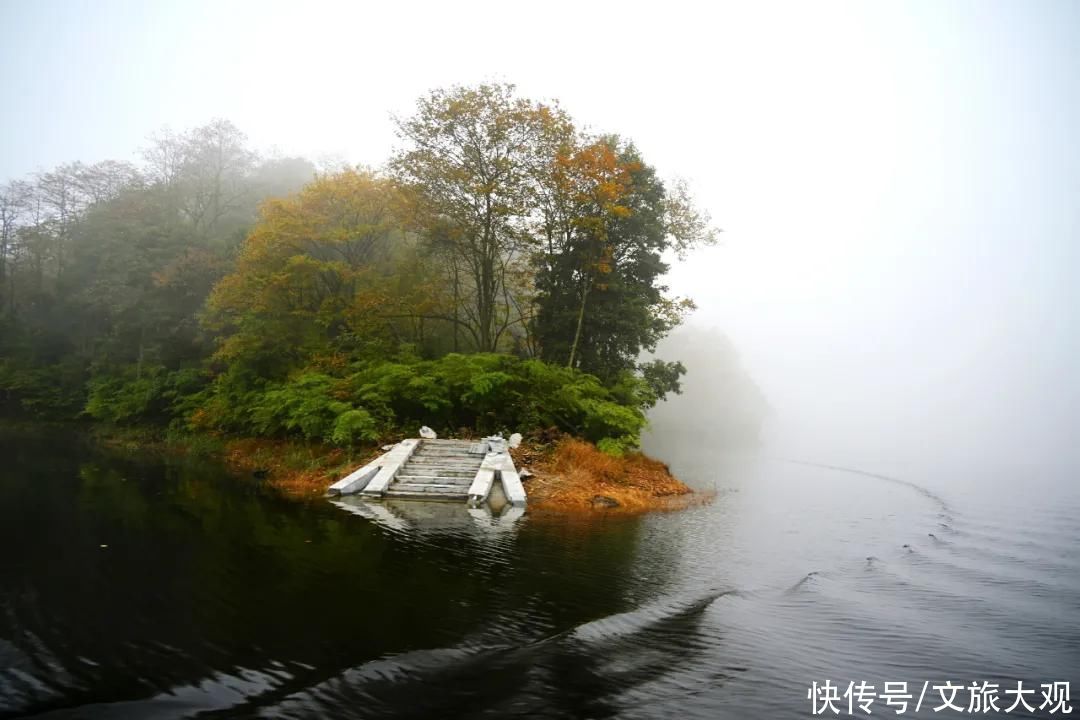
[0,427,1076,718]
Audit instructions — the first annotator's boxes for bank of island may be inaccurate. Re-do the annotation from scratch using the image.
[209,428,698,514]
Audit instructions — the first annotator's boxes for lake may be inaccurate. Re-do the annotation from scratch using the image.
[1,426,1077,718]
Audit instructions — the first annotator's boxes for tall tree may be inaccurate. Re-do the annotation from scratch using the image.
[0,181,29,317]
[142,120,261,241]
[175,119,258,239]
[533,138,717,385]
[66,184,209,371]
[543,138,638,369]
[391,83,573,352]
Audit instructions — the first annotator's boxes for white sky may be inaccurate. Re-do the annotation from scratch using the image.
[2,0,1078,473]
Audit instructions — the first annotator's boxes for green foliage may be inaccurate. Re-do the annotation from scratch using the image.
[0,120,311,423]
[86,369,166,424]
[596,437,634,457]
[185,365,264,434]
[85,365,208,424]
[636,359,686,409]
[199,371,379,446]
[250,373,350,441]
[533,139,710,386]
[186,353,649,448]
[0,358,87,418]
[330,409,379,447]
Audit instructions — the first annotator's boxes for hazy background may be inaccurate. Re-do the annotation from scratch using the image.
[3,0,1077,477]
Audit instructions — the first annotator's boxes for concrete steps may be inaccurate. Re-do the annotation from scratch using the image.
[401,460,477,469]
[383,439,484,500]
[394,470,477,478]
[395,475,473,484]
[331,436,524,507]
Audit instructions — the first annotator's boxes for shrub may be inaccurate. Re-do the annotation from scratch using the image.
[250,373,350,440]
[185,352,650,448]
[0,358,87,419]
[597,437,634,457]
[343,354,646,444]
[329,408,380,447]
[85,365,208,425]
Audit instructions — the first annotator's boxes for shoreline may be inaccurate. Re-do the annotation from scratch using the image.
[89,424,705,514]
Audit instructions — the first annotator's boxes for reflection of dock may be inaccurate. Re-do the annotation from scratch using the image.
[331,496,526,534]
[328,438,526,507]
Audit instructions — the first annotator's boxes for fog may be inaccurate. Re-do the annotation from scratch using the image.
[3,0,1077,478]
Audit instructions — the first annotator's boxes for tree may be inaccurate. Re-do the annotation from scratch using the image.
[0,181,29,317]
[391,83,573,352]
[142,120,260,241]
[203,169,407,376]
[0,94,720,436]
[533,138,717,385]
[537,138,638,369]
[175,119,258,239]
[0,120,313,418]
[66,184,212,371]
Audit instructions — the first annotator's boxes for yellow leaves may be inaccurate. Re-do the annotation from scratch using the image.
[203,168,406,354]
[553,139,637,238]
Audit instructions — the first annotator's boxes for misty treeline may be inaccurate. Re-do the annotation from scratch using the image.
[645,327,769,449]
[0,84,718,452]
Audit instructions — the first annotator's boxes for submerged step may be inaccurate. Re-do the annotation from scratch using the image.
[392,482,473,492]
[384,490,469,501]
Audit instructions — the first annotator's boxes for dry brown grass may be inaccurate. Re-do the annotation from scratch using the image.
[220,438,375,499]
[518,437,707,514]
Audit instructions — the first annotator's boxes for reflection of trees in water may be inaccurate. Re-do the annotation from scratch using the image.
[0,432,698,718]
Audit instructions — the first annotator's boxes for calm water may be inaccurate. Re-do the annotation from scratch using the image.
[1,427,1077,718]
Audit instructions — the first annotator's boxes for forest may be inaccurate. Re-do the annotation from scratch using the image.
[0,83,717,454]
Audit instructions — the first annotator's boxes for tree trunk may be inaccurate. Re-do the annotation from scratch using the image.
[452,262,460,352]
[567,281,590,369]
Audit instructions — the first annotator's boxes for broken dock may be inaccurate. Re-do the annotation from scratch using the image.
[327,437,526,507]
